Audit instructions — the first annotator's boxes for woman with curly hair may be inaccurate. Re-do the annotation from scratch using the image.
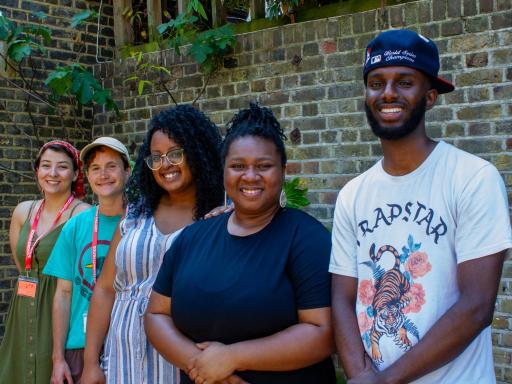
[82,105,224,384]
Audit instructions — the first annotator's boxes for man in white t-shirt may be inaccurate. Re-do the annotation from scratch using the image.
[329,29,512,384]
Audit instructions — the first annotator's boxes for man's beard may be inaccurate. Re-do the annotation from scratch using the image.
[365,96,427,140]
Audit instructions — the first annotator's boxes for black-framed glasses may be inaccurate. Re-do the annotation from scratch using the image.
[144,148,184,170]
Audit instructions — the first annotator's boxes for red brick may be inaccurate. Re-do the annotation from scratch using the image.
[320,40,337,54]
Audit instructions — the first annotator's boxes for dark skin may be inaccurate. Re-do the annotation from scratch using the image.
[365,66,438,176]
[145,136,334,384]
[333,66,507,384]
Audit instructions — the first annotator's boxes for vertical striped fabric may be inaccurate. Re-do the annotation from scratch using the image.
[102,213,182,384]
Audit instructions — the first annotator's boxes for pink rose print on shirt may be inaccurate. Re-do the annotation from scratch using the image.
[358,279,376,306]
[403,283,426,314]
[405,251,432,279]
[358,312,373,334]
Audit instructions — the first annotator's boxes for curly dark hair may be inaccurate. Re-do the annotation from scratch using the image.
[222,101,287,166]
[126,105,223,219]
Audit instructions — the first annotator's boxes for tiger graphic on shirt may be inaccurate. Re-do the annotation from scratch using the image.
[357,235,432,366]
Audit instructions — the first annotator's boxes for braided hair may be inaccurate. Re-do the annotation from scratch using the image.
[222,101,287,165]
[126,104,223,219]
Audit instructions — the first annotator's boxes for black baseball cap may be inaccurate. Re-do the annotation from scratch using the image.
[363,29,455,94]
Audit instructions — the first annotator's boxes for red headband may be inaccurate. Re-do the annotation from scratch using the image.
[37,140,85,198]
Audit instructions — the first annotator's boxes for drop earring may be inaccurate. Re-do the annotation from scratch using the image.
[279,190,287,208]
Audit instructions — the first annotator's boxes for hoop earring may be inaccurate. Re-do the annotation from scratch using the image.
[224,191,228,207]
[279,190,287,208]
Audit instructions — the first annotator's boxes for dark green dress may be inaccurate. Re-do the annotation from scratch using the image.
[0,217,63,384]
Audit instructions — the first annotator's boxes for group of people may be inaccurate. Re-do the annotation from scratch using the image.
[0,29,510,384]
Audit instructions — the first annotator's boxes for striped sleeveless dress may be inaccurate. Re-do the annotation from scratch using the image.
[102,211,182,384]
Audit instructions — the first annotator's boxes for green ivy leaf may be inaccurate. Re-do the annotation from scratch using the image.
[71,10,98,29]
[137,80,152,96]
[33,11,48,21]
[79,83,94,104]
[0,15,14,41]
[45,64,119,114]
[7,41,32,62]
[157,23,169,35]
[105,99,119,114]
[148,64,171,76]
[45,67,73,96]
[123,74,139,83]
[187,0,208,20]
[284,178,310,209]
[92,89,109,104]
[188,41,213,64]
[24,25,52,45]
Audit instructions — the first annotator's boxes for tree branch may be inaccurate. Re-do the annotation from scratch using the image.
[0,164,35,181]
[192,70,212,106]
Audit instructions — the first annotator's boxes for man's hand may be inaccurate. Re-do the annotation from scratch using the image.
[347,359,383,384]
[81,362,106,384]
[187,342,238,383]
[51,359,73,384]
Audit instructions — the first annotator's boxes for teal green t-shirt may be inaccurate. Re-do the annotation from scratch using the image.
[44,206,121,349]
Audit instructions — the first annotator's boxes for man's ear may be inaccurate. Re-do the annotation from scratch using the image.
[426,88,438,111]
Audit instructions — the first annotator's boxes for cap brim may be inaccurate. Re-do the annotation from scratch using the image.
[432,76,455,94]
[80,142,130,163]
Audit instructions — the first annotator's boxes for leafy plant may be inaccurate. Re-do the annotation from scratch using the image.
[122,6,145,28]
[123,51,171,96]
[124,0,236,105]
[187,0,209,21]
[267,0,304,21]
[158,0,236,74]
[122,2,148,42]
[157,12,199,55]
[70,10,98,29]
[0,13,51,64]
[0,9,120,142]
[45,64,118,113]
[284,177,310,209]
[189,24,234,74]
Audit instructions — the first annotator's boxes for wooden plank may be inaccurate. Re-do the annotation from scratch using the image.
[178,0,191,14]
[249,0,265,20]
[113,0,133,48]
[147,0,163,41]
[211,0,224,27]
[0,41,6,78]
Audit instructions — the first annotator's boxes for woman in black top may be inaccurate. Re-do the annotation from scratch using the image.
[145,102,336,384]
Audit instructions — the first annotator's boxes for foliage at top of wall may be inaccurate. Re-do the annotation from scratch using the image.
[122,0,236,105]
[157,0,236,75]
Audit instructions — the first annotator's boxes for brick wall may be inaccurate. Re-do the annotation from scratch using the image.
[92,0,512,380]
[0,0,114,337]
[0,0,511,380]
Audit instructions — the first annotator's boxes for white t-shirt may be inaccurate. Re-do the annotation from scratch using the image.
[329,141,512,384]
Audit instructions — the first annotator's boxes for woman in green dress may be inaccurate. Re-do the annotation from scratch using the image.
[0,141,89,384]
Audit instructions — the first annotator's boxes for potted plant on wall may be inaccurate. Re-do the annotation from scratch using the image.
[266,0,304,23]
